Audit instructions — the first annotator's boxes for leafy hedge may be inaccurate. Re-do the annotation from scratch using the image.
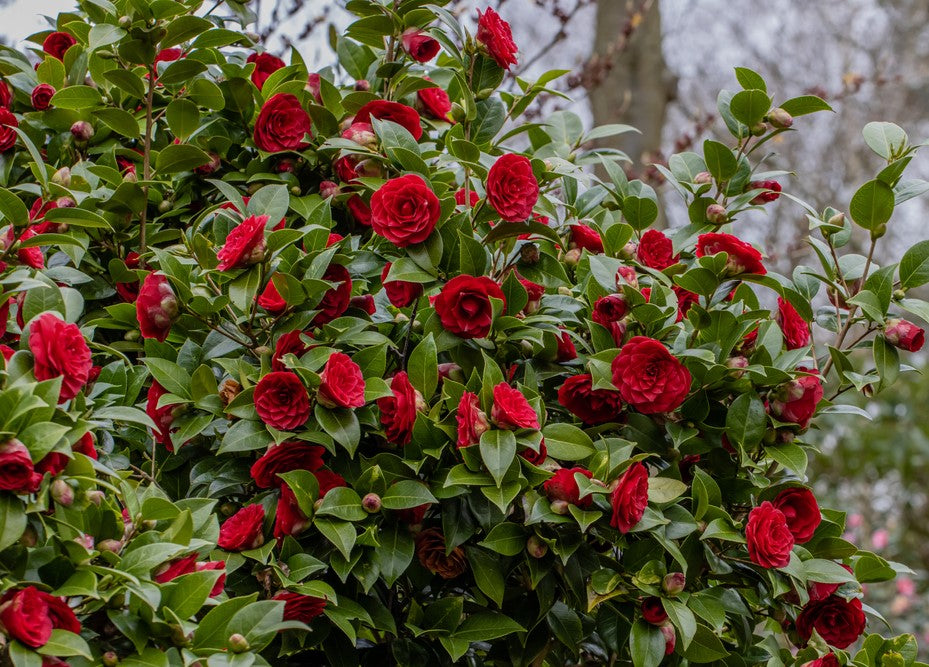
[0,0,926,665]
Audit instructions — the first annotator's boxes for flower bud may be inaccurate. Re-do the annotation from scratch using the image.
[827,211,845,227]
[557,286,572,296]
[872,223,887,239]
[563,248,582,267]
[342,122,377,150]
[51,479,74,506]
[615,265,638,289]
[362,493,382,513]
[52,167,71,187]
[170,624,192,647]
[319,180,340,198]
[102,651,120,667]
[220,502,238,517]
[750,122,767,136]
[662,572,686,595]
[194,152,221,176]
[117,15,131,27]
[767,107,793,129]
[437,362,464,383]
[726,355,749,377]
[520,242,540,265]
[893,289,906,301]
[290,186,301,196]
[550,499,570,515]
[228,633,250,653]
[354,79,370,92]
[75,534,95,550]
[158,200,172,213]
[98,539,123,553]
[694,171,712,185]
[884,318,925,352]
[313,498,324,511]
[526,535,548,558]
[70,120,94,142]
[706,203,728,225]
[659,624,676,655]
[619,242,637,260]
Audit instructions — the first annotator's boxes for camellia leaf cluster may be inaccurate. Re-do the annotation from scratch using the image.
[0,1,925,665]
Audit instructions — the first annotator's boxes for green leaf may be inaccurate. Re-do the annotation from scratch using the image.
[166,99,200,139]
[0,188,29,227]
[778,95,832,117]
[155,144,212,174]
[542,423,596,460]
[681,624,729,662]
[663,599,697,650]
[849,179,895,232]
[734,67,766,92]
[547,601,583,651]
[381,480,437,510]
[899,239,929,288]
[729,88,770,127]
[193,594,258,649]
[103,69,146,98]
[0,495,26,552]
[622,196,659,231]
[218,419,268,454]
[647,477,687,504]
[88,23,125,50]
[50,85,103,110]
[872,334,899,389]
[189,78,225,110]
[143,357,191,398]
[161,570,223,620]
[452,611,523,642]
[725,393,766,449]
[702,140,738,182]
[9,641,42,667]
[162,15,214,48]
[766,442,808,475]
[94,108,141,139]
[373,523,414,586]
[468,547,504,606]
[316,518,356,561]
[862,121,908,161]
[472,97,506,145]
[803,559,857,584]
[315,404,361,456]
[479,429,516,487]
[630,619,665,667]
[477,522,525,556]
[316,487,366,521]
[407,333,437,401]
[226,600,286,652]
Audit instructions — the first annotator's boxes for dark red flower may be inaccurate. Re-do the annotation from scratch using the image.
[136,272,178,342]
[558,374,624,425]
[543,467,593,508]
[31,83,55,111]
[745,501,794,568]
[772,487,821,544]
[42,32,76,60]
[637,229,678,270]
[749,179,781,204]
[696,233,766,276]
[434,275,505,339]
[476,8,518,69]
[253,93,312,152]
[247,52,285,90]
[641,597,668,625]
[317,352,365,409]
[777,297,811,350]
[254,372,310,431]
[401,28,440,62]
[486,154,538,222]
[570,224,603,253]
[796,596,866,649]
[491,383,539,429]
[251,441,325,489]
[370,174,440,247]
[273,591,327,623]
[377,371,423,446]
[216,215,268,270]
[312,264,352,327]
[0,108,19,152]
[610,462,648,534]
[610,336,691,414]
[354,100,423,141]
[217,504,265,551]
[29,312,92,401]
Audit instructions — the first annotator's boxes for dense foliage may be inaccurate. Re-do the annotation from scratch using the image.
[0,0,927,665]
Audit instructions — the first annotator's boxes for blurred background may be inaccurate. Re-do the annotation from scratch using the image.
[5,0,927,650]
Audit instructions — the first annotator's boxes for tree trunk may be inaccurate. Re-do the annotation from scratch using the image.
[589,1,672,172]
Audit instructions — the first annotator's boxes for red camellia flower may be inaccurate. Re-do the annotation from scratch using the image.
[543,467,593,508]
[777,297,811,349]
[519,439,547,465]
[636,229,678,270]
[251,441,325,489]
[312,264,352,327]
[29,312,92,402]
[456,391,490,448]
[253,93,312,152]
[354,100,423,140]
[558,374,624,425]
[570,224,604,253]
[254,372,311,431]
[315,469,346,497]
[317,352,365,409]
[610,462,648,534]
[486,154,539,222]
[641,597,668,625]
[272,330,312,372]
[0,439,42,494]
[381,263,423,308]
[274,483,311,538]
[749,179,782,204]
[796,595,866,649]
[696,233,767,276]
[216,214,268,270]
[0,587,54,647]
[491,383,539,429]
[592,294,628,346]
[0,80,10,108]
[347,195,372,226]
[434,275,505,339]
[556,329,577,361]
[31,83,55,111]
[73,432,97,460]
[154,555,198,583]
[136,272,178,342]
[273,591,327,623]
[247,52,285,90]
[804,654,840,667]
[772,487,821,544]
[884,318,925,352]
[217,504,265,551]
[42,31,76,60]
[12,227,44,269]
[455,188,481,207]
[610,336,691,414]
[0,108,19,152]
[401,28,440,62]
[257,278,287,314]
[196,561,227,596]
[745,501,794,568]
[377,371,424,446]
[146,381,177,449]
[417,85,453,121]
[154,48,183,67]
[476,8,518,69]
[808,564,854,602]
[770,374,823,429]
[370,174,440,247]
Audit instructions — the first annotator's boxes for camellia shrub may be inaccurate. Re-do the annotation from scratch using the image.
[0,0,928,665]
